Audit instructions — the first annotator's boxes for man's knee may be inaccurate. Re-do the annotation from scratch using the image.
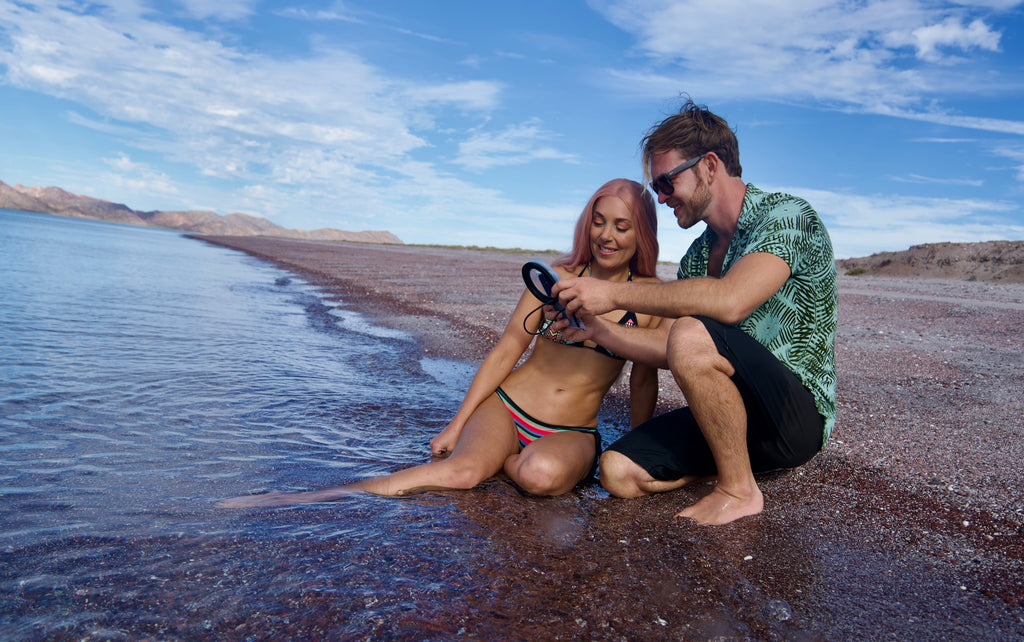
[667,316,730,380]
[598,450,649,498]
[667,317,709,363]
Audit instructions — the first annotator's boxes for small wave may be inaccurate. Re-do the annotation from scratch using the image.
[326,307,411,340]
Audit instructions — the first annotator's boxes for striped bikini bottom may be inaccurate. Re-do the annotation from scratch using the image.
[495,387,601,450]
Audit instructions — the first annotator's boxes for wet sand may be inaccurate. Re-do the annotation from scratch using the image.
[197,235,1024,638]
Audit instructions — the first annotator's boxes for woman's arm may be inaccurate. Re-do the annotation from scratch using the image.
[430,288,542,456]
[558,313,670,370]
[627,310,661,427]
[628,361,659,428]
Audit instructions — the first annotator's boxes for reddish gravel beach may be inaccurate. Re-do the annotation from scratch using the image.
[198,235,1024,638]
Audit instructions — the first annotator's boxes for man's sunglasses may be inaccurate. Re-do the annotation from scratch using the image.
[650,153,706,197]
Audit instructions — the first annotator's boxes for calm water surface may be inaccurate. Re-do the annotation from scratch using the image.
[1,210,512,637]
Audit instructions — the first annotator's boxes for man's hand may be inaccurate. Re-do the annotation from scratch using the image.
[552,276,618,318]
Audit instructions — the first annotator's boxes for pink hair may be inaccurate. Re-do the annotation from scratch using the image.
[552,178,659,277]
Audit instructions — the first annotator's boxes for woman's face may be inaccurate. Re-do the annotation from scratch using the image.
[589,195,637,273]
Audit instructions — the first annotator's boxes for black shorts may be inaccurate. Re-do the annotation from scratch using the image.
[606,316,824,480]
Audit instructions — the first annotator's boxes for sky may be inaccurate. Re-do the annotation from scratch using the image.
[1,1,1023,260]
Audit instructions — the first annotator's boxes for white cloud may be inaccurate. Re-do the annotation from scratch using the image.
[891,174,984,186]
[100,153,180,202]
[66,111,143,138]
[273,7,363,23]
[24,63,77,85]
[0,1,508,227]
[992,145,1024,181]
[782,186,1022,257]
[405,81,502,110]
[454,118,579,170]
[893,108,1024,135]
[899,17,1000,62]
[178,0,256,21]
[910,137,978,144]
[591,0,1024,132]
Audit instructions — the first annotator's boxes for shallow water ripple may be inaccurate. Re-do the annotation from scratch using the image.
[1,212,492,638]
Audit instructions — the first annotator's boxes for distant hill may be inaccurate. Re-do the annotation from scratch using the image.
[0,180,402,244]
[838,240,1024,283]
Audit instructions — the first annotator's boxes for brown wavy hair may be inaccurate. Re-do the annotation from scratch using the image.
[641,98,742,181]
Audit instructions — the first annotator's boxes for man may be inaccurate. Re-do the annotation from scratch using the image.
[551,100,836,525]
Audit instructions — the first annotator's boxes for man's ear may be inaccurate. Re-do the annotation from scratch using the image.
[702,151,719,182]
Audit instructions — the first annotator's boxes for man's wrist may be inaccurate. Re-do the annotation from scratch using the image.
[608,279,627,312]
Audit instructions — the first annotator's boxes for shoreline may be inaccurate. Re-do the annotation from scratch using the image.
[194,234,1024,634]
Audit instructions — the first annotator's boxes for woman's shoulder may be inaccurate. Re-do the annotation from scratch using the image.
[552,264,575,278]
[551,263,583,279]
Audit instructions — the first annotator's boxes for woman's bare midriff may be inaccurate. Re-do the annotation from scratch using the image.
[499,338,626,428]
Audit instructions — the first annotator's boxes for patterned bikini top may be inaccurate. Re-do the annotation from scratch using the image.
[538,265,636,360]
[539,309,637,360]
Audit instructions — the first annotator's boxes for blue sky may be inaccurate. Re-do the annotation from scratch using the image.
[1,1,1023,260]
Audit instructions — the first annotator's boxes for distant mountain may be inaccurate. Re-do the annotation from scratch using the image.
[0,180,402,244]
[837,240,1024,283]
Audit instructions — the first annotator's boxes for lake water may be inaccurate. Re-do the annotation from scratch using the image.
[0,210,517,637]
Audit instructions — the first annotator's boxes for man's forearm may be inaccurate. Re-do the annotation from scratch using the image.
[591,316,671,369]
[611,253,791,325]
[610,278,724,320]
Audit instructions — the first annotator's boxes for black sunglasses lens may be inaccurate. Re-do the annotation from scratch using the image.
[653,176,673,196]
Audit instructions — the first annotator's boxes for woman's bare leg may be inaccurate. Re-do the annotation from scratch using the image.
[219,394,519,508]
[352,395,519,495]
[504,430,597,496]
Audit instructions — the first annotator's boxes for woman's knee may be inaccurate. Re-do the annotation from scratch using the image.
[512,449,576,496]
[441,459,495,490]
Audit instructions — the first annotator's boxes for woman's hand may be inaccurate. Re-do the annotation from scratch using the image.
[543,303,601,344]
[430,421,463,458]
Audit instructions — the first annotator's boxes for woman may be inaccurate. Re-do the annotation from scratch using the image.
[221,178,661,507]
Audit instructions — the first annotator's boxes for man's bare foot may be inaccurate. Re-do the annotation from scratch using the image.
[675,484,763,525]
[217,487,355,508]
